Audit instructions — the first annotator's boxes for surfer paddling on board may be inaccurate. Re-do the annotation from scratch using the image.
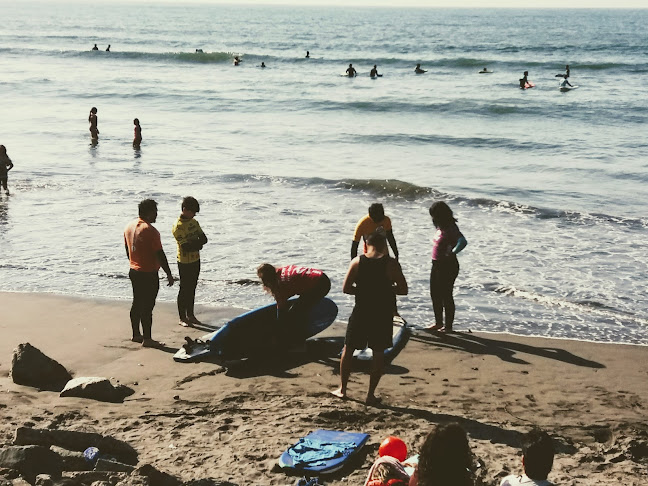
[257,264,331,342]
[559,74,573,89]
[332,230,408,406]
[124,199,175,348]
[415,63,427,74]
[346,63,357,77]
[172,196,208,327]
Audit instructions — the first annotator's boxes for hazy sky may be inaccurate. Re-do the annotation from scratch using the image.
[5,0,646,7]
[125,0,646,7]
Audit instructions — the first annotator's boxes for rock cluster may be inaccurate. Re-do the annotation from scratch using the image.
[0,427,237,486]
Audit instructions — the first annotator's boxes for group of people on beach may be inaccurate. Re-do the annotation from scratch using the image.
[366,425,556,486]
[123,196,467,405]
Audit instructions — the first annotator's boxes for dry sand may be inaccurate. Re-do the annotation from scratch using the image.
[0,292,646,485]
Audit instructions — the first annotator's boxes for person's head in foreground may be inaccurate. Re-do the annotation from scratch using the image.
[410,423,473,486]
[366,229,387,253]
[368,203,385,223]
[138,198,157,222]
[429,201,457,229]
[181,196,200,216]
[257,263,278,295]
[366,456,410,486]
[521,429,554,480]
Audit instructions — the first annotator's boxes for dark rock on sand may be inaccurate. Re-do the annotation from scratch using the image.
[131,464,180,486]
[60,377,134,403]
[10,343,72,391]
[0,445,62,482]
[14,427,138,465]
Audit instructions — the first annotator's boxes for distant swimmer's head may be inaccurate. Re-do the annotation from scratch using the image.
[257,263,279,295]
[524,71,529,76]
[261,62,266,67]
[368,203,385,223]
[374,65,377,68]
[429,201,457,229]
[349,63,353,67]
[90,107,97,114]
[133,118,140,126]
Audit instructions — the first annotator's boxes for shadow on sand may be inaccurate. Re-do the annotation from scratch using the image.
[412,330,605,369]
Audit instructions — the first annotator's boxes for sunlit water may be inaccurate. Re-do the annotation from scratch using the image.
[1,4,647,344]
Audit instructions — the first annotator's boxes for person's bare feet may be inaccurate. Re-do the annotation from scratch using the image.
[187,316,203,326]
[178,317,191,327]
[131,335,143,343]
[142,338,165,348]
[331,388,347,400]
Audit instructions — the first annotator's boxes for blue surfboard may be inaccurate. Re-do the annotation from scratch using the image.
[278,429,370,474]
[173,297,338,362]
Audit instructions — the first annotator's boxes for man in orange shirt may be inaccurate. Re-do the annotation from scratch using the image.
[124,199,175,347]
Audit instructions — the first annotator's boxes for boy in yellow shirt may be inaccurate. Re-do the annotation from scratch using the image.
[172,197,208,326]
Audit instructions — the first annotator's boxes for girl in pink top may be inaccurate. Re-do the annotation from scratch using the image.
[428,202,467,333]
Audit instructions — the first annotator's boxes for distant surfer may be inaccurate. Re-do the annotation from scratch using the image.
[124,199,175,348]
[0,145,14,196]
[172,197,208,327]
[415,63,427,74]
[195,49,203,53]
[427,202,467,333]
[479,67,491,73]
[233,56,241,66]
[565,64,570,78]
[105,45,110,52]
[306,50,310,58]
[346,63,357,77]
[370,65,380,77]
[133,118,142,147]
[88,107,99,140]
[257,263,331,340]
[519,71,530,89]
[92,44,98,51]
[260,61,266,68]
[332,230,408,406]
[559,74,573,88]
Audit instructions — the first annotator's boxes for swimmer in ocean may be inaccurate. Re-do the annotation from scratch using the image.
[92,44,98,51]
[133,118,142,147]
[306,50,310,58]
[88,107,99,140]
[370,65,380,77]
[520,71,529,88]
[346,63,357,77]
[415,63,427,74]
[233,56,241,66]
[559,74,573,88]
[106,45,110,52]
[260,62,266,68]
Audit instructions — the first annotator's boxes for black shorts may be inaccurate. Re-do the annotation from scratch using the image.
[345,306,393,352]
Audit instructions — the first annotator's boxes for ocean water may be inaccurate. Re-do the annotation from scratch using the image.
[1,3,647,345]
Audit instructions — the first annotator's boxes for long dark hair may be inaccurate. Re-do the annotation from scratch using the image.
[429,201,457,229]
[257,263,279,295]
[416,423,474,486]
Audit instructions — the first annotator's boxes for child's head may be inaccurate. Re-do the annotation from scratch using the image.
[522,429,554,480]
[416,423,473,486]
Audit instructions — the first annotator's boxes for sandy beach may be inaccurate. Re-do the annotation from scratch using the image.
[0,291,646,485]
